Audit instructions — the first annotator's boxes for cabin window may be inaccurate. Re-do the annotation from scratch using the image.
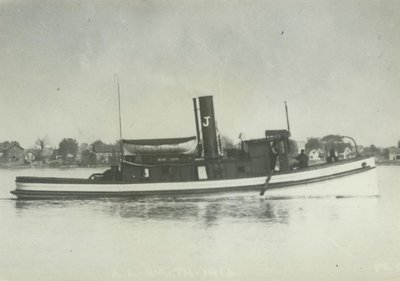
[197,166,207,180]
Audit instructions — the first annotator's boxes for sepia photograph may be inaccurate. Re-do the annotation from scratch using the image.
[0,0,399,280]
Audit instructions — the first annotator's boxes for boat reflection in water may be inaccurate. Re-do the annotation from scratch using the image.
[13,194,292,226]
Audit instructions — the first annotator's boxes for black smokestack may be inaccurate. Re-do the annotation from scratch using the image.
[198,96,219,159]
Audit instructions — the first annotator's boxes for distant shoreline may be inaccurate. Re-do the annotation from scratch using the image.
[376,161,400,166]
[0,164,109,169]
[2,160,399,170]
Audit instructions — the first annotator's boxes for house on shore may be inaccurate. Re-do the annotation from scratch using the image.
[92,143,121,165]
[388,147,400,160]
[307,144,355,163]
[338,146,354,160]
[0,142,24,164]
[24,151,36,164]
[308,149,324,160]
[297,140,306,154]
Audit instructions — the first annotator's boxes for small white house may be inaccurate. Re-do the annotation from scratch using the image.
[389,148,400,160]
[339,147,353,160]
[297,141,306,154]
[308,149,324,160]
[24,152,35,163]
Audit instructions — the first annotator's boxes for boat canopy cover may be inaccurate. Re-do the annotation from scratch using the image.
[122,136,198,155]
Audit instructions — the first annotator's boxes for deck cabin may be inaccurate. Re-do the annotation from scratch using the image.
[121,136,198,182]
[117,96,291,183]
[119,131,291,183]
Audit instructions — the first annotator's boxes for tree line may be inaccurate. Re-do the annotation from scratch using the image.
[2,134,399,166]
[25,137,120,166]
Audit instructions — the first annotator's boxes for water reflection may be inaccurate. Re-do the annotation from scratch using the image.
[13,195,291,226]
[14,199,91,210]
[14,199,70,211]
[102,196,291,226]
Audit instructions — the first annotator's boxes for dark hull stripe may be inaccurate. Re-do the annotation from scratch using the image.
[11,166,375,200]
[15,156,374,185]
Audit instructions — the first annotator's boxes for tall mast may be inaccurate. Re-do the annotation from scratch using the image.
[284,101,291,134]
[115,74,124,162]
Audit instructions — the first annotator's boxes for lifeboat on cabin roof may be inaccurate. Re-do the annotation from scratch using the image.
[122,136,198,155]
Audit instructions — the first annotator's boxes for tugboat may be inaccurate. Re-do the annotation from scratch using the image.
[11,96,378,199]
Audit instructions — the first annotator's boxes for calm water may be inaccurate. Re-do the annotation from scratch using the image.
[0,166,399,281]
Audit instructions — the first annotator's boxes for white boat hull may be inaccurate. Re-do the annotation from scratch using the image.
[264,164,377,198]
[11,156,378,199]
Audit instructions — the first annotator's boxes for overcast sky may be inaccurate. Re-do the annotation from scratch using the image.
[0,0,399,148]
